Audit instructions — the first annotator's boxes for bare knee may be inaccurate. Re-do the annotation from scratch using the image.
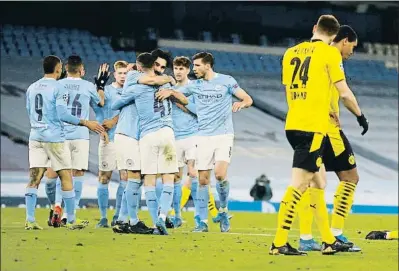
[199,171,210,185]
[174,171,183,183]
[73,170,85,177]
[119,170,128,181]
[337,168,359,184]
[215,172,226,181]
[28,168,46,188]
[99,172,111,184]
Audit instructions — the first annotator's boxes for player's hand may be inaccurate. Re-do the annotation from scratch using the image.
[232,102,246,113]
[168,76,176,86]
[127,63,137,72]
[101,132,110,145]
[356,113,369,136]
[102,118,116,130]
[85,120,105,134]
[156,89,173,101]
[94,63,110,91]
[329,112,341,127]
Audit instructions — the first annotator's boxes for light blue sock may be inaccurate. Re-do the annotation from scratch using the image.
[44,177,57,206]
[117,191,128,223]
[114,181,126,218]
[97,183,109,219]
[173,181,182,218]
[61,190,76,223]
[73,176,84,209]
[55,178,62,206]
[144,186,158,226]
[137,185,143,209]
[191,177,199,216]
[159,183,174,218]
[216,180,230,209]
[125,179,141,225]
[25,188,38,222]
[155,178,163,201]
[198,184,209,221]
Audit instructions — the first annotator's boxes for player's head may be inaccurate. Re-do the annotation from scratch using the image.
[332,25,358,60]
[151,49,171,75]
[313,15,340,43]
[136,52,157,71]
[43,55,62,79]
[173,56,191,82]
[66,55,85,77]
[113,60,128,86]
[192,52,214,79]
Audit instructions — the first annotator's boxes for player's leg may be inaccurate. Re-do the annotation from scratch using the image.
[171,167,184,227]
[44,167,59,226]
[96,170,112,228]
[330,131,360,250]
[181,175,193,210]
[112,170,128,226]
[270,131,324,255]
[186,160,201,226]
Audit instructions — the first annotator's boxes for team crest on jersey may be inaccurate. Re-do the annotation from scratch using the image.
[126,159,133,167]
[316,156,323,167]
[215,85,222,91]
[348,154,356,165]
[102,161,108,169]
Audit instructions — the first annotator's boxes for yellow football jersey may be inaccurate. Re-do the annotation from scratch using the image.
[282,40,345,134]
[328,86,341,133]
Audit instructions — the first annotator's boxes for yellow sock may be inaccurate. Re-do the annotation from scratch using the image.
[208,187,218,218]
[273,186,302,247]
[331,181,356,236]
[180,185,191,208]
[298,189,314,239]
[387,230,398,240]
[309,188,336,244]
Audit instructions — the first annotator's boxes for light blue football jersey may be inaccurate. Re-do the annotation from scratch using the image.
[179,73,240,136]
[58,77,100,140]
[92,84,122,142]
[26,77,80,142]
[172,80,198,140]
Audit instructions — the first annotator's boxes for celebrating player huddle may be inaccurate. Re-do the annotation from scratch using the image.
[24,48,253,235]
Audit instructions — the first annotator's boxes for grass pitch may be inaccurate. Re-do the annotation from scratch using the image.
[1,208,398,271]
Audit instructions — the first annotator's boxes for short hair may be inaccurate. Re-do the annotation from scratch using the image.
[136,52,157,69]
[333,25,358,43]
[151,49,172,67]
[173,56,191,68]
[66,55,83,73]
[114,60,128,71]
[43,55,61,74]
[192,52,214,68]
[316,15,340,36]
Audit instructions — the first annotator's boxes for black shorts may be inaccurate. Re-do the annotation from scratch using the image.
[323,130,357,172]
[286,130,325,173]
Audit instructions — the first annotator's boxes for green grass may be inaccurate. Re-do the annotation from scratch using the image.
[1,208,398,271]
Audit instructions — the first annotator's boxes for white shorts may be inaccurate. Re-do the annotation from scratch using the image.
[196,134,234,170]
[114,133,141,171]
[176,136,197,168]
[66,139,89,170]
[29,141,71,172]
[139,127,178,174]
[98,139,117,171]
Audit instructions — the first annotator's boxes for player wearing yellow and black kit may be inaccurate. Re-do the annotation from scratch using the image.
[297,25,369,253]
[270,15,368,256]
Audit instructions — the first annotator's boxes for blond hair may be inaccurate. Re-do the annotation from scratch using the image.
[113,60,128,71]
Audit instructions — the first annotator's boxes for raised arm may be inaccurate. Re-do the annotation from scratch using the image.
[138,74,175,86]
[111,90,135,110]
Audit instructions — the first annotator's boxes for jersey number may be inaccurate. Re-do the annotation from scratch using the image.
[34,94,43,121]
[69,94,82,118]
[290,56,311,89]
[153,92,171,117]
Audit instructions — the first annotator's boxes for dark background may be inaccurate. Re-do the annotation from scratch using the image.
[1,1,398,48]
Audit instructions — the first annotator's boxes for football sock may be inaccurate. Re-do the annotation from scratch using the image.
[180,184,191,209]
[216,180,230,210]
[298,189,314,240]
[331,181,356,236]
[44,177,57,207]
[208,186,218,218]
[114,181,127,218]
[387,231,398,240]
[125,179,141,225]
[55,178,62,207]
[73,176,84,209]
[144,186,159,226]
[273,186,302,247]
[309,188,336,244]
[25,188,38,222]
[190,177,199,217]
[155,178,163,201]
[97,183,109,219]
[159,183,174,220]
[173,181,182,218]
[198,185,209,222]
[62,190,76,223]
[117,191,128,223]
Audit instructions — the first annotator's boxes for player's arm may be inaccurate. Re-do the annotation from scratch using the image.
[103,115,119,130]
[93,63,111,107]
[175,95,197,115]
[111,90,135,110]
[138,74,176,86]
[156,89,188,105]
[232,88,253,112]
